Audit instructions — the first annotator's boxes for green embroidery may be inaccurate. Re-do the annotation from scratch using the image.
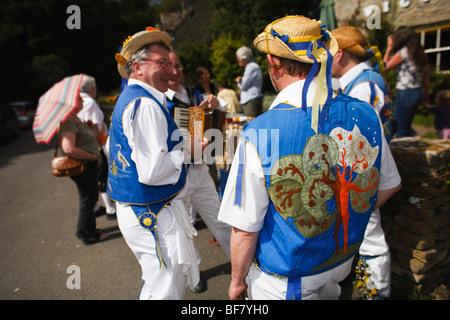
[268,127,380,255]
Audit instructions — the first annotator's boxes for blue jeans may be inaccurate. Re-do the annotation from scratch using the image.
[394,88,423,138]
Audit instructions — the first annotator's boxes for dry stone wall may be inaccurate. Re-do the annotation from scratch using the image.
[381,138,450,294]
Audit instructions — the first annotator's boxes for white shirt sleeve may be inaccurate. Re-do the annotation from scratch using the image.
[123,97,185,186]
[379,131,401,190]
[80,96,105,131]
[218,139,269,232]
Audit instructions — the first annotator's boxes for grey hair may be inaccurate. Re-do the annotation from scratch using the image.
[125,42,172,76]
[80,75,96,93]
[236,46,254,62]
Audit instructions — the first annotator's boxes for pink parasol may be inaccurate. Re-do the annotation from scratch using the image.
[32,74,85,144]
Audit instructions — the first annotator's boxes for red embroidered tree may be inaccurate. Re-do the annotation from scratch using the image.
[268,126,379,254]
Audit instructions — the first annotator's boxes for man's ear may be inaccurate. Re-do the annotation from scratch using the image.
[334,49,343,63]
[132,60,142,77]
[267,54,280,74]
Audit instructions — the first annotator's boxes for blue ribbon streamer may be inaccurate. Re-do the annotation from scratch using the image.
[129,204,167,269]
[271,25,334,132]
[233,142,245,207]
[286,277,302,300]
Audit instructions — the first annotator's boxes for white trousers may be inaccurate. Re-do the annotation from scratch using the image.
[246,258,354,300]
[359,208,391,298]
[116,200,199,300]
[181,163,231,259]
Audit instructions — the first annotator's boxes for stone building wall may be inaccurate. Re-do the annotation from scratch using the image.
[380,138,450,294]
[333,0,450,29]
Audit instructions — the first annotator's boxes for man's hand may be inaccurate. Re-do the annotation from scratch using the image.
[199,94,219,111]
[229,278,248,300]
[228,227,259,300]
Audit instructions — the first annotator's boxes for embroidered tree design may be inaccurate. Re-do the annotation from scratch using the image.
[268,126,380,254]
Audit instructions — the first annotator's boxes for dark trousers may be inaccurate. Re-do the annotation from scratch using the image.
[70,160,99,243]
[242,96,263,118]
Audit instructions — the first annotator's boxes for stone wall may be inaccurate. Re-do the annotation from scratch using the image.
[334,0,450,29]
[380,138,450,294]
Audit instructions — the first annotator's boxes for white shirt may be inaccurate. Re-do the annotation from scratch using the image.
[337,61,386,116]
[78,92,104,131]
[165,87,229,111]
[165,86,190,104]
[396,47,423,90]
[123,79,186,192]
[218,78,401,233]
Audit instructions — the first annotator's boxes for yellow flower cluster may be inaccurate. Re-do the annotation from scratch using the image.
[122,35,132,48]
[105,96,117,104]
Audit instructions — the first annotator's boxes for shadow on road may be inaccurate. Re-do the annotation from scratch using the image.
[0,130,54,169]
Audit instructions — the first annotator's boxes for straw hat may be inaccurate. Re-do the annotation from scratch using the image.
[331,26,370,58]
[253,15,338,64]
[115,27,172,79]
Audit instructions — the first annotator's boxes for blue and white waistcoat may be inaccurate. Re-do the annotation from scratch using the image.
[238,93,383,284]
[107,84,187,214]
[344,68,393,143]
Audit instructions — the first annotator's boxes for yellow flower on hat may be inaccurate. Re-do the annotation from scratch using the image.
[115,53,126,65]
[122,35,132,48]
[115,26,172,79]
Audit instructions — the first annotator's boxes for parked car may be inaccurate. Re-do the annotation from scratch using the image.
[0,101,20,144]
[10,101,36,129]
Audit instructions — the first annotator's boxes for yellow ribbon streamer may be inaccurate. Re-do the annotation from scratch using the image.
[309,41,330,133]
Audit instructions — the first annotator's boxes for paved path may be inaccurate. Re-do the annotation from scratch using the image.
[0,130,229,300]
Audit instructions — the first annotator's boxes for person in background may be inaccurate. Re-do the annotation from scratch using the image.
[77,75,116,219]
[218,82,241,114]
[60,94,108,245]
[426,89,450,139]
[195,66,216,95]
[331,25,396,299]
[383,26,430,138]
[235,46,263,117]
[165,52,231,293]
[108,27,207,299]
[219,15,402,300]
[194,65,223,187]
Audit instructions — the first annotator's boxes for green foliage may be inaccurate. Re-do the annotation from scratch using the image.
[0,0,159,102]
[31,54,70,92]
[209,33,246,89]
[175,42,211,87]
[209,0,320,45]
[428,70,450,104]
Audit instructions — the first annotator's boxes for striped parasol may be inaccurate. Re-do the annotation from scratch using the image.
[32,74,85,144]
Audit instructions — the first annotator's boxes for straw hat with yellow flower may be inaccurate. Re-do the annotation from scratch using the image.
[115,27,172,79]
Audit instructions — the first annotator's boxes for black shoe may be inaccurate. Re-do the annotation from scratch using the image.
[106,213,117,220]
[81,232,109,245]
[192,276,207,293]
[94,206,106,217]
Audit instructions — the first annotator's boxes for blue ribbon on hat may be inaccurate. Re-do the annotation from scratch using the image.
[271,24,334,133]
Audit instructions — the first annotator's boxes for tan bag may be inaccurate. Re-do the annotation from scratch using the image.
[52,131,85,177]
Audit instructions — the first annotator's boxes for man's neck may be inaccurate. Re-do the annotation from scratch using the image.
[276,74,307,93]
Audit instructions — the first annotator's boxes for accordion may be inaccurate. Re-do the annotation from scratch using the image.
[173,106,225,140]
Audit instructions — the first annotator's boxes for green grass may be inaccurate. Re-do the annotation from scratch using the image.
[413,113,435,127]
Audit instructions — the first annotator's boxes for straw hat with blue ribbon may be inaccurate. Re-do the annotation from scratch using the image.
[115,26,172,79]
[253,15,338,133]
[331,26,385,74]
